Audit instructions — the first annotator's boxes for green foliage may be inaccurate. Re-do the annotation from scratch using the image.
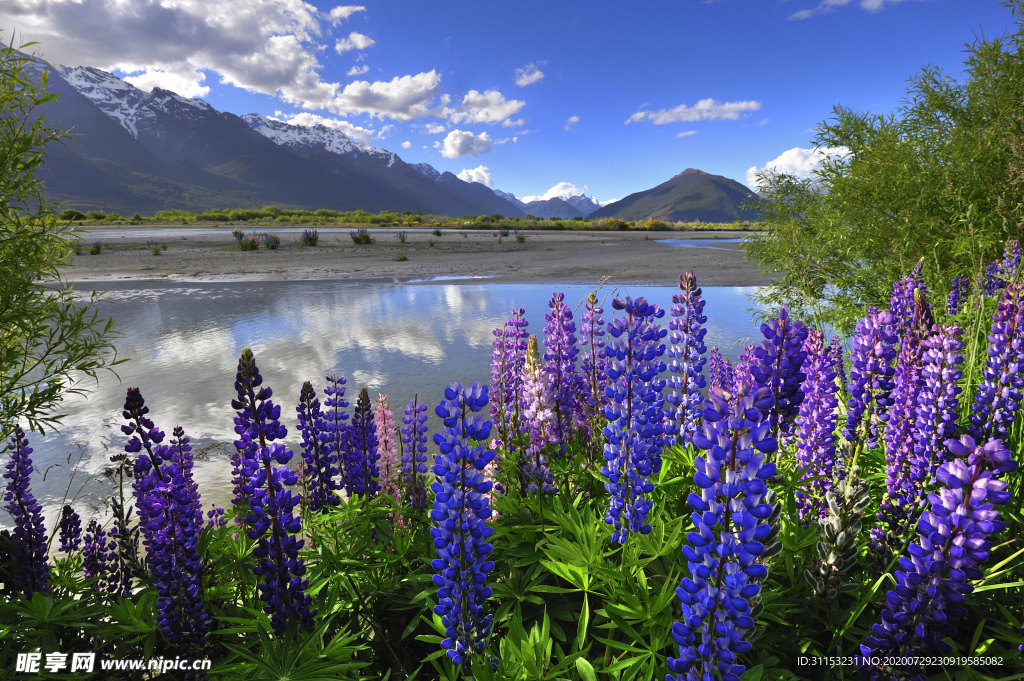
[236,235,260,251]
[262,233,281,250]
[59,208,85,221]
[432,228,442,237]
[0,39,121,438]
[745,0,1024,331]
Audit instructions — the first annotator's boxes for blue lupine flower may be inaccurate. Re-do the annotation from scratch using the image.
[732,343,757,390]
[984,261,1004,297]
[601,296,666,544]
[580,292,609,421]
[969,283,1024,441]
[664,271,708,448]
[707,346,733,391]
[542,292,582,453]
[667,382,778,681]
[297,380,339,512]
[843,307,898,450]
[322,374,351,492]
[2,426,50,599]
[233,348,314,636]
[401,394,430,512]
[750,306,808,440]
[889,264,928,337]
[1000,239,1021,282]
[430,380,496,665]
[910,325,963,492]
[489,308,529,447]
[82,518,116,594]
[59,505,83,553]
[860,435,1018,680]
[828,334,846,391]
[231,349,288,516]
[794,330,840,519]
[122,388,209,659]
[947,276,970,316]
[345,386,379,498]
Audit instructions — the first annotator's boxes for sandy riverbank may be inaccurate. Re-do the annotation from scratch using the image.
[64,226,772,288]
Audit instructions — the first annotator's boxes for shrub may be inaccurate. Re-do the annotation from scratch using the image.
[232,227,244,241]
[262,233,281,250]
[397,231,407,244]
[131,213,143,222]
[88,241,101,255]
[85,210,106,221]
[300,229,319,247]
[515,230,526,244]
[394,254,408,261]
[427,239,435,247]
[59,209,85,221]
[237,236,260,251]
[644,219,669,231]
[350,229,375,245]
[432,228,442,237]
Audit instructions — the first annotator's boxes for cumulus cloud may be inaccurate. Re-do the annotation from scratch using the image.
[565,115,579,131]
[514,63,544,87]
[5,0,341,109]
[270,110,375,145]
[502,118,525,128]
[521,181,589,203]
[124,67,210,97]
[675,130,697,138]
[457,165,493,186]
[329,70,450,120]
[328,5,366,25]
[401,140,411,149]
[435,130,492,159]
[450,89,525,126]
[335,31,375,53]
[789,0,911,20]
[423,123,447,134]
[744,146,850,188]
[347,64,369,76]
[626,98,761,124]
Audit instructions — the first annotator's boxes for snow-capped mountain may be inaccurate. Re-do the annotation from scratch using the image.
[242,114,401,168]
[58,65,213,139]
[410,162,442,181]
[562,193,602,217]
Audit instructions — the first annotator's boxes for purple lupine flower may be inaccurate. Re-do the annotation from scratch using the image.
[541,292,582,454]
[580,291,609,421]
[910,325,963,493]
[296,380,339,512]
[430,380,496,665]
[489,308,529,449]
[1000,239,1021,282]
[794,330,840,519]
[2,426,50,598]
[828,334,846,390]
[322,374,351,493]
[664,271,708,448]
[374,394,401,503]
[400,394,430,513]
[231,349,288,518]
[890,265,928,337]
[521,335,556,495]
[947,276,970,317]
[732,343,756,389]
[82,518,116,593]
[345,387,379,499]
[969,283,1024,442]
[668,381,778,681]
[843,307,898,451]
[58,505,82,553]
[984,261,1004,297]
[707,346,734,391]
[122,388,209,659]
[206,506,226,530]
[106,497,137,598]
[750,306,808,441]
[860,435,1018,680]
[601,296,666,544]
[234,348,315,636]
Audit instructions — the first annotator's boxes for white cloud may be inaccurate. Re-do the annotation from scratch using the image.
[565,115,579,131]
[744,146,850,188]
[376,124,394,139]
[347,64,369,76]
[789,0,911,20]
[675,130,697,138]
[328,5,366,25]
[335,31,375,53]
[599,198,620,206]
[457,165,493,186]
[626,98,761,124]
[423,123,446,134]
[514,63,544,87]
[401,140,411,149]
[270,110,375,145]
[6,0,341,110]
[329,70,450,120]
[521,181,590,203]
[502,118,525,128]
[435,130,492,159]
[449,89,525,126]
[124,67,209,98]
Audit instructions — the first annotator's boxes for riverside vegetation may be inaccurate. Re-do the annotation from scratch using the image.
[2,258,1024,681]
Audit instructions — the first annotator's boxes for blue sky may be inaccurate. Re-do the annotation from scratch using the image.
[2,0,1019,204]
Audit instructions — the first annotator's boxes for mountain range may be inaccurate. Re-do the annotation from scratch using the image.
[34,62,756,221]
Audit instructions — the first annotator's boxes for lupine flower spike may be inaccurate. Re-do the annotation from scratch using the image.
[707,346,733,391]
[668,381,778,681]
[521,335,556,495]
[231,349,288,517]
[793,330,840,519]
[58,505,83,553]
[345,386,380,499]
[843,307,898,455]
[430,380,496,665]
[2,426,50,599]
[541,292,583,454]
[750,305,808,443]
[664,271,708,448]
[968,283,1024,442]
[400,395,430,513]
[489,308,529,449]
[374,394,401,504]
[296,380,339,512]
[602,296,666,544]
[580,291,609,423]
[322,374,351,492]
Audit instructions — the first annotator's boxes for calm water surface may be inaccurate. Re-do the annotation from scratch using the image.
[10,279,764,529]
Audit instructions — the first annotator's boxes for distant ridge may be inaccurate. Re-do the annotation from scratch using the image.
[589,168,758,223]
